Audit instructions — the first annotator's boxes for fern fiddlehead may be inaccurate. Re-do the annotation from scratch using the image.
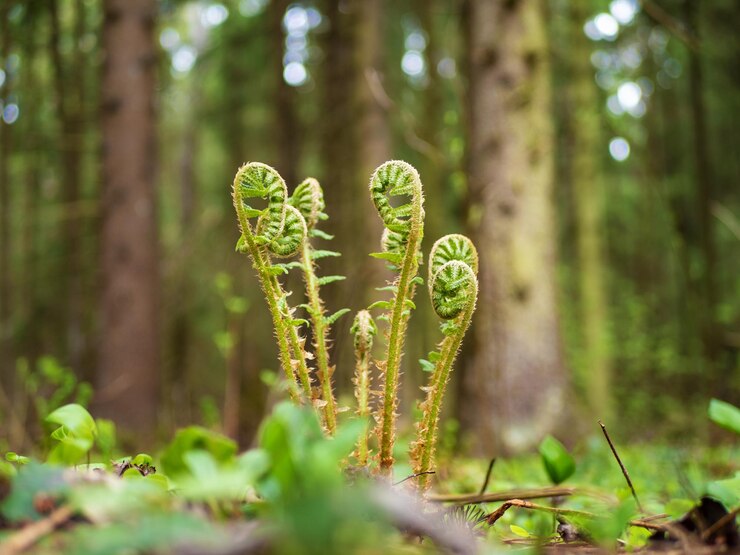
[351,310,377,466]
[290,178,349,435]
[232,163,312,401]
[411,234,478,490]
[368,160,425,475]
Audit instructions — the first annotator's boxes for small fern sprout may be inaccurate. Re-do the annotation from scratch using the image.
[289,178,349,435]
[368,160,425,475]
[351,310,377,466]
[232,163,312,402]
[411,234,478,491]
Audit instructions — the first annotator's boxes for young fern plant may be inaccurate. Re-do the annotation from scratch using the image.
[290,178,350,435]
[410,234,478,490]
[367,161,425,474]
[232,163,313,402]
[351,310,377,466]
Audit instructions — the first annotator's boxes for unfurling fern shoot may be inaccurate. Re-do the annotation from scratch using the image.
[232,163,312,401]
[411,234,478,490]
[351,310,377,466]
[368,161,425,474]
[290,178,349,435]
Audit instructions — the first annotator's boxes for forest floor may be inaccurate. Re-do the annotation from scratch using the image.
[1,403,738,554]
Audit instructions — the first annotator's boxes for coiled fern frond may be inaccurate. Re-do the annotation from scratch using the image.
[411,234,478,490]
[290,177,348,434]
[232,163,312,403]
[367,160,425,475]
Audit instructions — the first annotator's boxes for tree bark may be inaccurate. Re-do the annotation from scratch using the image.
[462,0,566,454]
[0,2,14,389]
[685,1,718,373]
[270,0,300,188]
[97,0,160,433]
[569,0,611,422]
[50,0,87,372]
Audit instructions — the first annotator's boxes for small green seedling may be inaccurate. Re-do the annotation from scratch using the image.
[539,435,576,485]
[708,398,740,435]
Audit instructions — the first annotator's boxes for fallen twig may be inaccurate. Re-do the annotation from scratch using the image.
[701,505,739,542]
[394,471,436,487]
[598,420,643,513]
[484,499,596,526]
[478,458,495,495]
[0,505,74,555]
[427,486,576,504]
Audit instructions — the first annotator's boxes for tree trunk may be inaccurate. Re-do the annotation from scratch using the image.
[319,0,362,388]
[569,0,611,422]
[97,0,160,434]
[50,0,87,372]
[462,0,566,454]
[685,1,718,375]
[270,0,300,188]
[0,2,14,390]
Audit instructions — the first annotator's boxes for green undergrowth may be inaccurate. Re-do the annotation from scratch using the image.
[0,399,738,554]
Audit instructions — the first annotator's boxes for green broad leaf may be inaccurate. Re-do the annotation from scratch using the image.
[419,359,435,373]
[706,472,740,507]
[404,299,416,310]
[708,398,740,434]
[46,404,97,439]
[266,265,288,276]
[368,300,392,311]
[317,275,346,286]
[311,249,341,260]
[310,229,334,240]
[1,463,68,523]
[324,308,351,326]
[132,453,154,466]
[375,285,398,292]
[510,525,531,538]
[369,251,403,265]
[161,427,237,478]
[663,499,695,519]
[411,276,424,286]
[539,435,576,485]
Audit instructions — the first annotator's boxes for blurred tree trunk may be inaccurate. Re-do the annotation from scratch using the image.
[0,3,14,389]
[319,0,361,386]
[685,1,718,373]
[50,0,88,372]
[462,0,566,454]
[569,1,611,422]
[271,0,299,188]
[97,0,160,434]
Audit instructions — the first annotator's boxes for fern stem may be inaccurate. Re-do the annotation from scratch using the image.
[415,281,477,489]
[269,274,313,400]
[352,310,376,465]
[300,240,337,434]
[238,227,300,401]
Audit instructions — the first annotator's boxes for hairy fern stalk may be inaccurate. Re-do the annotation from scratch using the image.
[232,160,478,483]
[410,235,478,489]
